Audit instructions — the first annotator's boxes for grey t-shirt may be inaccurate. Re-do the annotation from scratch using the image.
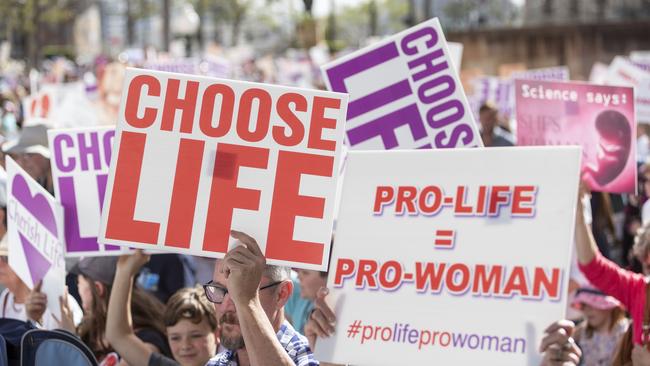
[148,352,179,366]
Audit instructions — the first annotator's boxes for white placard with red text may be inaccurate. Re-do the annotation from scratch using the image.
[315,147,580,365]
[22,87,57,122]
[98,68,348,270]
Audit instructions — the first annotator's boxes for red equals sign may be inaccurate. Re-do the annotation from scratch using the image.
[435,230,455,248]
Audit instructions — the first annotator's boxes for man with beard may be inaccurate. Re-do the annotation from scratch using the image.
[203,230,318,366]
[106,230,318,366]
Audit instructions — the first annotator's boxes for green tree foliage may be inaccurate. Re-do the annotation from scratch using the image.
[328,0,407,51]
[0,0,85,67]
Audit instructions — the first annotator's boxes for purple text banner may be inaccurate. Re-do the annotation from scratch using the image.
[322,18,482,150]
[48,127,131,257]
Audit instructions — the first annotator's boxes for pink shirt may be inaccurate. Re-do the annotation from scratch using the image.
[579,253,647,344]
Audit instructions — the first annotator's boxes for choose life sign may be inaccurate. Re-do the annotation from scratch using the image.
[322,18,482,150]
[98,69,348,271]
[315,147,580,365]
[49,127,130,256]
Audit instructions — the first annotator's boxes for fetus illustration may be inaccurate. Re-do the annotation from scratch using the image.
[583,110,631,187]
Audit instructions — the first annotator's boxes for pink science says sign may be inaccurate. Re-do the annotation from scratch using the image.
[515,79,636,194]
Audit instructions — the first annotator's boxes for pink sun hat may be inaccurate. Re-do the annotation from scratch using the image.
[571,287,624,311]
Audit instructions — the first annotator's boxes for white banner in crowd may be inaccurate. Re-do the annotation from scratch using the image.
[50,82,105,128]
[22,87,57,122]
[315,147,581,365]
[23,81,116,128]
[631,51,650,64]
[98,68,348,271]
[589,62,609,84]
[143,56,231,79]
[6,157,65,318]
[606,56,650,123]
[471,66,570,122]
[49,126,131,257]
[322,18,482,150]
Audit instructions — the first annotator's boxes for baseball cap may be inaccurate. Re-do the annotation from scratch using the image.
[70,256,119,285]
[571,287,623,311]
[2,121,50,158]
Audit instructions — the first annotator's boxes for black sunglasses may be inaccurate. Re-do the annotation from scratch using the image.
[203,280,283,304]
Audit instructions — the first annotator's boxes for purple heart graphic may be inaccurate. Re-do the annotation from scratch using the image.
[19,233,51,285]
[11,174,57,284]
[12,174,57,236]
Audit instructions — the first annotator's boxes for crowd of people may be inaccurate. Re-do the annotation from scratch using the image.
[0,47,649,365]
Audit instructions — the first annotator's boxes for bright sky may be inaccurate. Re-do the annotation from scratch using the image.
[311,0,526,17]
[312,0,364,17]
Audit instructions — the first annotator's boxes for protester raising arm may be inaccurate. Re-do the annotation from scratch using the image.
[575,188,647,346]
[106,250,176,366]
[221,231,305,366]
[574,190,597,266]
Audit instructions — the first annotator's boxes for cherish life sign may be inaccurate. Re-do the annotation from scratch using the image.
[99,69,348,270]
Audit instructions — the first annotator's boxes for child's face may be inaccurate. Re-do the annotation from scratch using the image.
[296,269,327,300]
[167,318,217,366]
[581,303,610,330]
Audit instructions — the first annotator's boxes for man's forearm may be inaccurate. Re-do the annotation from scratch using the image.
[238,298,295,366]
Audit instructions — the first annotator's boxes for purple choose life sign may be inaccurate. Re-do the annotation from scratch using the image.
[322,18,482,150]
[48,127,125,256]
